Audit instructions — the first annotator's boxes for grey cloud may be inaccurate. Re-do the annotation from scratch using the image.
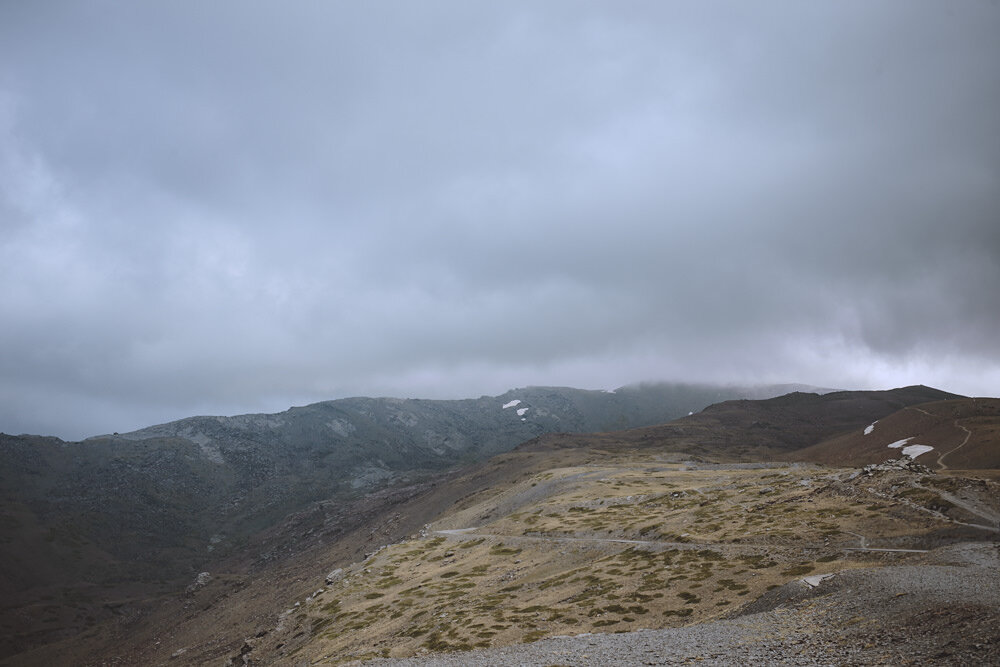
[1,1,998,439]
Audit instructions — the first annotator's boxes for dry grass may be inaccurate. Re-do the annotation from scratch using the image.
[265,457,989,664]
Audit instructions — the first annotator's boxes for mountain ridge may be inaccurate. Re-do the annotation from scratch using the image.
[515,385,962,459]
[1,381,836,661]
[3,383,987,666]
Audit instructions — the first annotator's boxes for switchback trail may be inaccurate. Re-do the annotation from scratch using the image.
[936,422,972,471]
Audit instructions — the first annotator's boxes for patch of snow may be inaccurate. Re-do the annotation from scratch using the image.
[521,417,526,422]
[802,573,835,588]
[502,399,521,409]
[864,421,878,435]
[902,444,934,458]
[688,411,694,416]
[887,437,914,449]
[516,407,529,416]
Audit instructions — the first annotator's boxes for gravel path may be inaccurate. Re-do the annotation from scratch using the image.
[361,542,1000,666]
[935,422,971,470]
[432,529,767,553]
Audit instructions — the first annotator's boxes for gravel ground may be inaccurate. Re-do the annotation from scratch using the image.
[360,542,1000,666]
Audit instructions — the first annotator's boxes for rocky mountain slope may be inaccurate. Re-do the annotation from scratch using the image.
[256,459,999,665]
[0,382,821,662]
[4,384,990,666]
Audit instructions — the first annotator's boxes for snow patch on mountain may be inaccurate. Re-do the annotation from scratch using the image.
[885,437,932,458]
[902,444,934,458]
[502,400,522,409]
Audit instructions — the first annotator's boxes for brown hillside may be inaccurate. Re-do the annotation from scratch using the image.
[789,398,1000,469]
[518,385,962,460]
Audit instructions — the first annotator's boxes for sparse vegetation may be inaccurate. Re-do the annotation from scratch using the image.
[266,453,981,665]
[6,389,983,666]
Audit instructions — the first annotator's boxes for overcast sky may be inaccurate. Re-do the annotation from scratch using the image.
[1,1,998,439]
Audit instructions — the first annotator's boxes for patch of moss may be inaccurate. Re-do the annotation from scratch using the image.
[663,608,693,617]
[677,591,701,604]
[458,537,486,549]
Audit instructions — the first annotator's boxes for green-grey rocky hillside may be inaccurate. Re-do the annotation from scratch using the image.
[80,383,834,530]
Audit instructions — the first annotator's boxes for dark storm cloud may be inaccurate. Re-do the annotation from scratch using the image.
[1,1,998,439]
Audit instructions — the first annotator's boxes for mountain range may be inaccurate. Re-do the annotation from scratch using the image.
[2,382,997,665]
[0,382,822,660]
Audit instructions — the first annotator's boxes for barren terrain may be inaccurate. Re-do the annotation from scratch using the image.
[3,388,996,666]
[250,452,999,664]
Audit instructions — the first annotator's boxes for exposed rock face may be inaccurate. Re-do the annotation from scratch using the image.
[186,571,212,594]
[862,456,933,476]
